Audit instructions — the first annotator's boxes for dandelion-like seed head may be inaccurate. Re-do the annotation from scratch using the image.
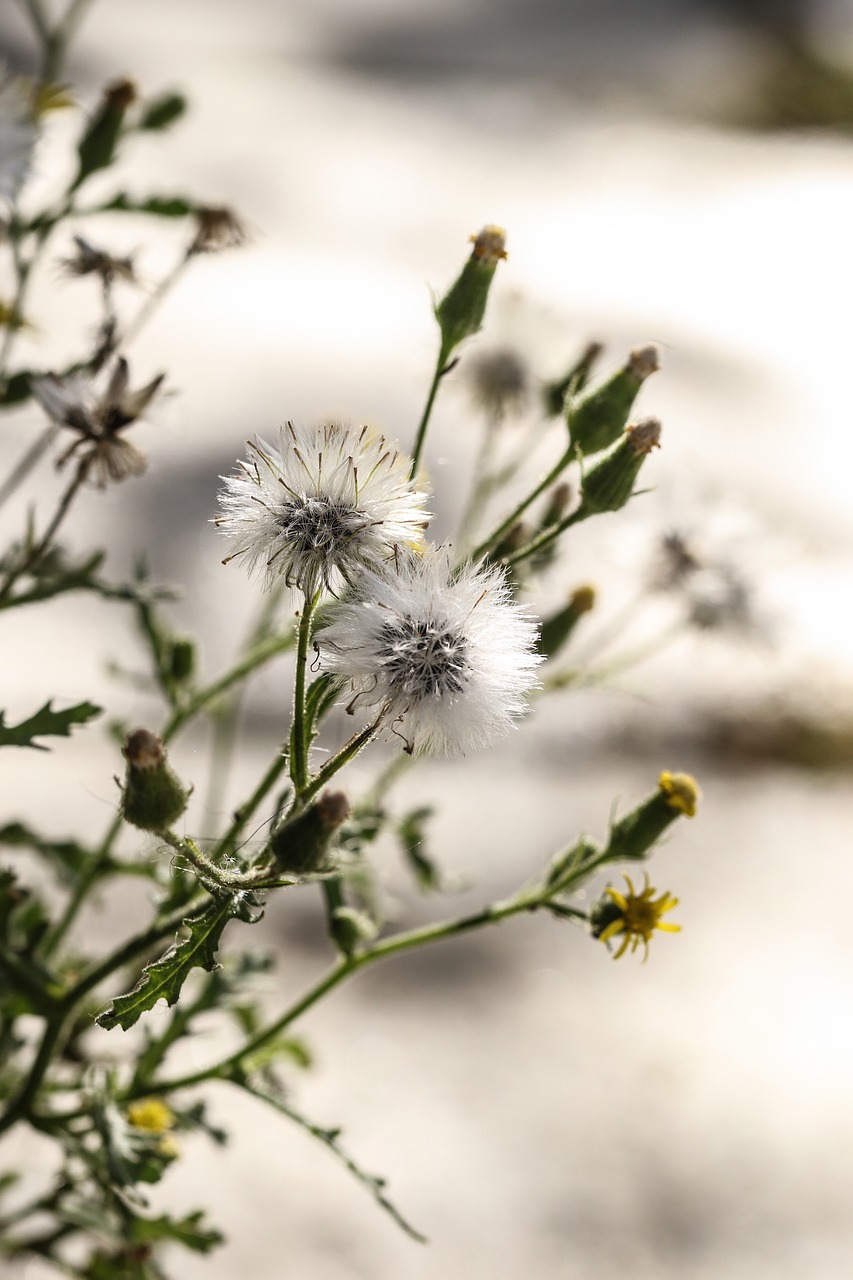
[216,422,430,597]
[593,873,681,961]
[318,546,541,755]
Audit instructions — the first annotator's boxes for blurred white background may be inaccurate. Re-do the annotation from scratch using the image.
[3,2,853,1277]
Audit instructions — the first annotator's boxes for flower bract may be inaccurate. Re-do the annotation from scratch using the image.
[317,546,541,755]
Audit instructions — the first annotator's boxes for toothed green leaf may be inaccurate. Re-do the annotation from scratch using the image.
[0,700,101,750]
[96,899,234,1031]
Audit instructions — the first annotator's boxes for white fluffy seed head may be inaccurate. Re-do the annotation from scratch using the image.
[318,546,542,755]
[215,422,431,597]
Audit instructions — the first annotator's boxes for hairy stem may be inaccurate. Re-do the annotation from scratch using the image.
[410,340,452,478]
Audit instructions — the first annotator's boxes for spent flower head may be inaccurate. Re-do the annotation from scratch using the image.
[318,545,542,755]
[189,205,248,255]
[216,422,430,596]
[32,358,164,485]
[592,873,681,960]
[61,235,137,286]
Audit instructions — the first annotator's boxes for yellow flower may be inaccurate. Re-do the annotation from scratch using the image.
[596,873,681,961]
[126,1097,175,1134]
[658,770,700,818]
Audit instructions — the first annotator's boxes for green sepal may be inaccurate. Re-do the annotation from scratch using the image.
[96,898,234,1031]
[0,700,101,750]
[128,1210,223,1254]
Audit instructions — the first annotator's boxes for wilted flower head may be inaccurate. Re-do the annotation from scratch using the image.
[61,235,136,286]
[466,345,530,423]
[189,205,247,255]
[650,527,757,635]
[0,72,38,205]
[32,358,164,485]
[318,546,541,755]
[216,422,430,597]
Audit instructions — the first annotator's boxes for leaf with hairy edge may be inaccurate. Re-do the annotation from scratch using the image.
[96,899,234,1031]
[0,700,101,750]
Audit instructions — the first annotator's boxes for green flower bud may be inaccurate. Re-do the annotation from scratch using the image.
[574,417,661,522]
[538,584,596,659]
[604,770,700,863]
[76,78,137,185]
[567,344,660,455]
[268,791,350,876]
[435,225,507,357]
[120,729,189,832]
[168,638,195,683]
[542,340,604,418]
[137,91,188,133]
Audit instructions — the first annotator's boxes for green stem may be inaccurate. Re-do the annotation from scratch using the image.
[289,592,319,797]
[468,442,574,564]
[39,814,122,960]
[217,747,290,857]
[0,905,203,1135]
[410,339,452,478]
[499,503,581,568]
[299,719,381,808]
[0,457,91,604]
[133,887,543,1099]
[161,626,296,742]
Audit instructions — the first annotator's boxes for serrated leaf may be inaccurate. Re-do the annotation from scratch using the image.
[137,92,188,132]
[130,1209,223,1254]
[0,700,101,750]
[96,899,234,1031]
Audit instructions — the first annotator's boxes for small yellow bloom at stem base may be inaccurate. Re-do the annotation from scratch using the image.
[126,1097,175,1134]
[592,874,681,961]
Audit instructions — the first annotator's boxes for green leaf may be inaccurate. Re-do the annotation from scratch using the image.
[96,192,195,219]
[137,92,189,132]
[96,899,234,1031]
[0,700,101,750]
[0,370,34,408]
[397,806,441,891]
[130,1209,223,1254]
